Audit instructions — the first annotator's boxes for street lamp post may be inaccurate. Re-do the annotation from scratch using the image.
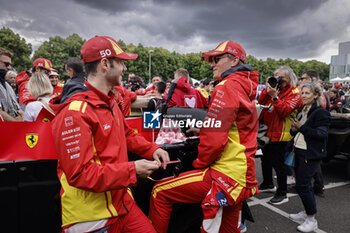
[148,50,154,82]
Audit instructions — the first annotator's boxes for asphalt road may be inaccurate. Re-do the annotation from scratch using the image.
[246,155,350,233]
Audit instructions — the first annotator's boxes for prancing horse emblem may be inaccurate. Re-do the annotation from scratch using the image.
[26,133,38,148]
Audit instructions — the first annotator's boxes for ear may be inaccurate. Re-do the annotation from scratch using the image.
[100,58,110,72]
[231,57,240,67]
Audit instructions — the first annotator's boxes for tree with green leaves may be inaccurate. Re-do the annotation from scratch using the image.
[0,27,32,73]
[33,34,85,80]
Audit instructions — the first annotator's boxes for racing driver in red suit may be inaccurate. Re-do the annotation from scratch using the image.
[51,36,169,233]
[148,40,259,233]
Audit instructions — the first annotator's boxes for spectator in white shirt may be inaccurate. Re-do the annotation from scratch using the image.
[23,73,53,121]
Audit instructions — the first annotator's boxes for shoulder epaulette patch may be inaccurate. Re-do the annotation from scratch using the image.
[292,88,300,94]
[216,80,227,86]
[68,101,87,113]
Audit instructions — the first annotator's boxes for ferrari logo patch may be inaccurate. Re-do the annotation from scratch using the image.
[26,133,38,149]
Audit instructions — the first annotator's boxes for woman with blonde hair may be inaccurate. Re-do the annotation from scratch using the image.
[289,82,330,232]
[23,73,54,121]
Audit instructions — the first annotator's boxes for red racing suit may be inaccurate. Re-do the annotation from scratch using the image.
[16,70,36,105]
[168,76,208,108]
[113,85,137,116]
[258,84,302,142]
[50,81,160,229]
[149,66,259,233]
[51,83,64,98]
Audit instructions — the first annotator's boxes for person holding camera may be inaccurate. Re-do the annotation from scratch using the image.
[289,82,330,232]
[258,65,302,205]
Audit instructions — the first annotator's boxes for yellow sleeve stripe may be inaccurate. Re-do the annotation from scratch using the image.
[82,102,88,113]
[91,136,102,165]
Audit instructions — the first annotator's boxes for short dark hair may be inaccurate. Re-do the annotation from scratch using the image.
[65,57,84,73]
[302,70,320,81]
[156,81,166,94]
[202,78,211,86]
[329,88,339,98]
[152,75,162,81]
[0,47,13,58]
[84,57,114,75]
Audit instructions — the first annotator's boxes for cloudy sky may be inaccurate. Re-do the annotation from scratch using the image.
[1,0,350,64]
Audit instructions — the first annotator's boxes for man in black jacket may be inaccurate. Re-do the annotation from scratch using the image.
[60,57,87,103]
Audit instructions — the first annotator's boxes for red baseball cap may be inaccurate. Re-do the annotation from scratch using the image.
[81,36,138,63]
[201,40,246,63]
[32,58,52,70]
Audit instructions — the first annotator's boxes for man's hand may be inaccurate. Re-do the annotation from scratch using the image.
[134,159,160,178]
[152,148,170,170]
[144,92,156,97]
[186,127,200,136]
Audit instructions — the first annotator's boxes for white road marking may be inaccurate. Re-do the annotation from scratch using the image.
[247,181,350,233]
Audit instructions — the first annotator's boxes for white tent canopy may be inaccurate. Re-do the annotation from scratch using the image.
[330,77,343,83]
[343,76,350,82]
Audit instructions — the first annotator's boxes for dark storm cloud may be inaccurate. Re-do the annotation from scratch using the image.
[71,0,332,58]
[1,0,349,62]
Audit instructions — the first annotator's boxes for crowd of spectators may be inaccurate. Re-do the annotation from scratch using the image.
[0,41,344,233]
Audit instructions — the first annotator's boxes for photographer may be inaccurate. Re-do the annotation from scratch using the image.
[258,65,302,205]
[126,76,142,92]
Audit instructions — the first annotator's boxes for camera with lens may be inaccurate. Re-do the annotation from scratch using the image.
[268,76,283,89]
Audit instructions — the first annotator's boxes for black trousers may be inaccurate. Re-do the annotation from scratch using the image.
[261,141,288,196]
[313,164,324,193]
[294,148,320,215]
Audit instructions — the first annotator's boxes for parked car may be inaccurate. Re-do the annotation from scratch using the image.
[326,112,350,178]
